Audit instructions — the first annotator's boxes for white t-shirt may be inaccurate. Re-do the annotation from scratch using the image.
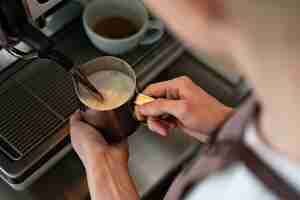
[185,125,300,200]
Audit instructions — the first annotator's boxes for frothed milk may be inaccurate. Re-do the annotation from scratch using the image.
[79,70,135,111]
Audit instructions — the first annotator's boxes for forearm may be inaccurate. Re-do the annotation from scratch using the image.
[86,155,139,200]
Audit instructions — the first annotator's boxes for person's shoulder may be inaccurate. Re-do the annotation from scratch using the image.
[184,163,276,200]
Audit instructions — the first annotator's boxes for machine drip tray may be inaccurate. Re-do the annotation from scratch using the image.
[0,60,77,161]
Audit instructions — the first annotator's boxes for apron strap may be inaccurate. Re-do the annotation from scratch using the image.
[165,95,300,200]
[239,142,300,200]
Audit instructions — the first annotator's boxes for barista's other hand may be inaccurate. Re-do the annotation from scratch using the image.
[70,111,128,169]
[70,112,139,200]
[137,76,233,142]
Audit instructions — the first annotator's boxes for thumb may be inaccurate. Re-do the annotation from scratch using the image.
[139,99,187,120]
[70,111,82,125]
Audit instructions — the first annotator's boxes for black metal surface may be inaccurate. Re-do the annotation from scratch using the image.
[14,59,79,118]
[20,23,54,53]
[37,0,51,4]
[0,0,25,37]
[0,57,78,161]
[0,0,22,49]
[0,18,9,48]
[9,136,71,184]
[0,80,63,160]
[0,0,53,52]
[39,50,74,71]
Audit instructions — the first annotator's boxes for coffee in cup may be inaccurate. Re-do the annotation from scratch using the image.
[93,16,140,40]
[79,70,135,111]
[73,56,139,143]
[83,0,165,55]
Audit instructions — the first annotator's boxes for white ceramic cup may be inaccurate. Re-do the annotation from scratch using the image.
[83,0,164,55]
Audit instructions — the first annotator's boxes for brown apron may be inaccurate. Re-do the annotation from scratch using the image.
[164,95,300,200]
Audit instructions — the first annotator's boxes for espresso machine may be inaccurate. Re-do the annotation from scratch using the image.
[0,0,189,193]
[0,0,74,67]
[0,0,82,190]
[0,0,62,47]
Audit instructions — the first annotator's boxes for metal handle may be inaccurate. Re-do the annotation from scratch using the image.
[71,67,104,102]
[20,23,54,53]
[39,50,74,71]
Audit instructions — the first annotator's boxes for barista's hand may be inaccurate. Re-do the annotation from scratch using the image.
[70,111,128,168]
[137,76,233,142]
[70,112,139,200]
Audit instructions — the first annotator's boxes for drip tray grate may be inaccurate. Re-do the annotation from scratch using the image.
[0,81,63,160]
[0,58,80,160]
[14,59,79,118]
